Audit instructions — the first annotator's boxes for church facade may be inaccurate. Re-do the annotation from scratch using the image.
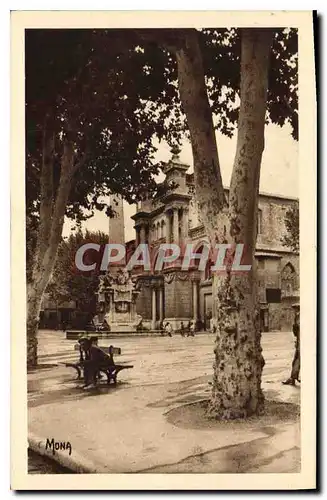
[129,154,299,332]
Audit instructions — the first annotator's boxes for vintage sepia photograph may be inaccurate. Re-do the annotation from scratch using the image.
[11,10,316,490]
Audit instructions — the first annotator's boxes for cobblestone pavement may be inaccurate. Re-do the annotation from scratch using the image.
[29,329,300,405]
[28,330,300,474]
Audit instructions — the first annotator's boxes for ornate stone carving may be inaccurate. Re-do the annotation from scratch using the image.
[164,271,192,284]
[190,225,206,239]
[96,268,142,332]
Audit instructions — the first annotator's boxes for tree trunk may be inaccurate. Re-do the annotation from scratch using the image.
[175,30,226,239]
[207,29,273,419]
[175,28,273,418]
[27,137,76,368]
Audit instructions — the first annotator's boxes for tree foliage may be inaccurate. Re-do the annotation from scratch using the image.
[25,29,182,233]
[46,229,108,313]
[281,202,299,252]
[26,27,298,258]
[26,27,298,228]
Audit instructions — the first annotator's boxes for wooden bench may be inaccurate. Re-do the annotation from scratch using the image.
[65,345,133,385]
[65,330,110,340]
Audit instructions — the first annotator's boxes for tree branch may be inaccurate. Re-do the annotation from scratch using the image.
[32,113,55,279]
[229,28,273,254]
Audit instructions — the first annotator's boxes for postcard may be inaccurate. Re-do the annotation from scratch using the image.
[11,10,316,490]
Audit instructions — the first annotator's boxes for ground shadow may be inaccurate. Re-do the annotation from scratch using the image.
[28,363,58,373]
[166,399,300,431]
[28,379,131,408]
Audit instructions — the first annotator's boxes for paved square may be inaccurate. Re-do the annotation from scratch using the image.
[28,330,300,473]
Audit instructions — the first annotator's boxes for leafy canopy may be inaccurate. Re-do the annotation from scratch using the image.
[46,229,108,313]
[26,28,298,226]
[281,202,299,252]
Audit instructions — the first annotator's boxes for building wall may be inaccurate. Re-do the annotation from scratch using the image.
[135,280,152,320]
[257,196,295,249]
[129,157,299,332]
[164,273,193,322]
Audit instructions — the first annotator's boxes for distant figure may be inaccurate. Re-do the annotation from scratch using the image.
[206,311,212,331]
[210,318,217,334]
[188,320,195,337]
[136,319,144,332]
[93,315,104,332]
[180,321,185,337]
[282,306,300,386]
[100,319,110,331]
[80,338,114,389]
[165,322,172,337]
[159,320,165,336]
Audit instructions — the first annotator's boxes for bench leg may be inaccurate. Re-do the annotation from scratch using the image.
[105,371,117,385]
[71,365,82,379]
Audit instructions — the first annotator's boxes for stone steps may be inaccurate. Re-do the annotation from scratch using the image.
[65,330,211,340]
[65,330,165,340]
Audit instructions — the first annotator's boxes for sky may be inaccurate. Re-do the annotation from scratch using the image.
[63,122,298,242]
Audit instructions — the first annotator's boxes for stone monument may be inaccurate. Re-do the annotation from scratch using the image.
[94,194,143,333]
[97,268,143,332]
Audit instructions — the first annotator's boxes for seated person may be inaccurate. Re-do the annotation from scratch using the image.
[78,335,90,363]
[80,338,115,389]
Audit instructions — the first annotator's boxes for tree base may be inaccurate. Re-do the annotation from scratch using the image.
[166,399,299,428]
[206,397,265,421]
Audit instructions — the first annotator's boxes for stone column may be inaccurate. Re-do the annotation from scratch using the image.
[192,280,199,322]
[135,227,140,246]
[159,288,164,324]
[140,225,146,244]
[166,212,172,243]
[151,287,157,330]
[183,208,189,243]
[173,208,179,245]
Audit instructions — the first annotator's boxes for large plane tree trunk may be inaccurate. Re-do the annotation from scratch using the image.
[175,30,226,238]
[175,28,273,418]
[27,125,76,368]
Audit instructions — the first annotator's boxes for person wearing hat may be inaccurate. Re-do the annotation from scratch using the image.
[80,338,114,389]
[77,334,90,363]
[282,304,300,386]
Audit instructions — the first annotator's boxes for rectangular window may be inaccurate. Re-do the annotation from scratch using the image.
[266,288,281,303]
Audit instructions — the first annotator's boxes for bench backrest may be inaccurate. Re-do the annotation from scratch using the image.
[74,344,121,355]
